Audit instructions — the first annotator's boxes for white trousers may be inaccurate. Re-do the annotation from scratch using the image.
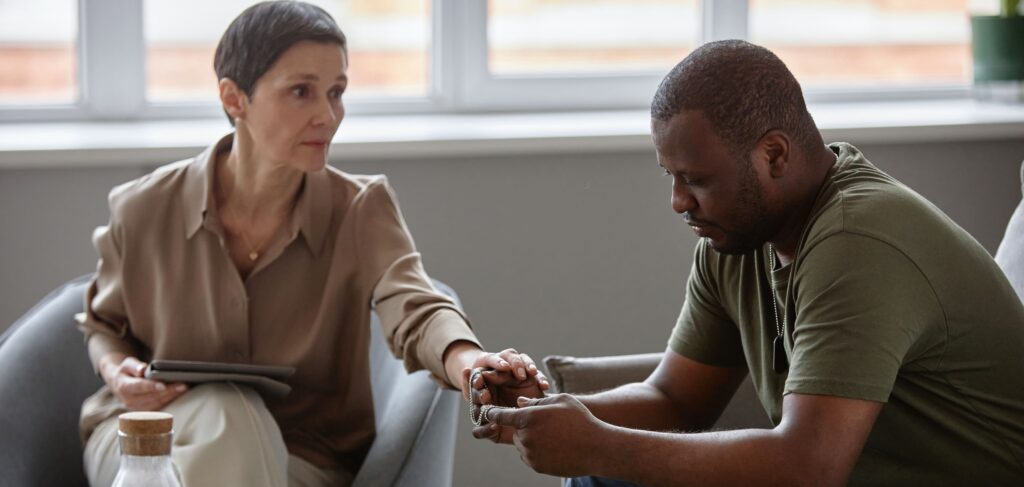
[83,383,352,487]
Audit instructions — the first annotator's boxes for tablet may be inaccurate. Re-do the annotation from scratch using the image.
[145,360,295,398]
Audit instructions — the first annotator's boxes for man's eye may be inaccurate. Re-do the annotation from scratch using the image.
[661,168,671,176]
[291,86,308,97]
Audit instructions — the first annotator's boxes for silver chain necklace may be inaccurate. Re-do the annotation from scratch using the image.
[768,244,789,373]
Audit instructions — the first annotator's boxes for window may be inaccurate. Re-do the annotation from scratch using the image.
[144,0,431,103]
[0,0,983,121]
[0,0,78,105]
[454,0,700,110]
[749,0,971,88]
[488,0,698,75]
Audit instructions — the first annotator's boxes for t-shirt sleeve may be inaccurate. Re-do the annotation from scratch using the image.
[785,233,942,402]
[668,240,746,367]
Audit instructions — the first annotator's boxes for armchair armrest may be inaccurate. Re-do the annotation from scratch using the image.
[543,353,661,394]
[543,352,771,430]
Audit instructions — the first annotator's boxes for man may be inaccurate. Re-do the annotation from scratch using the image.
[471,40,1024,486]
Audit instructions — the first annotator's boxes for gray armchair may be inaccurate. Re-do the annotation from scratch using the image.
[996,159,1024,302]
[0,275,462,487]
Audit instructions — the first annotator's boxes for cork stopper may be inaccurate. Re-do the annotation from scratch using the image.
[118,412,174,456]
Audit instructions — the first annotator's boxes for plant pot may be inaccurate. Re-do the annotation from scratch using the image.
[971,16,1024,81]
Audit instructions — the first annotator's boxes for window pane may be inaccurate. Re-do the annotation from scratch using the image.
[750,0,971,86]
[0,0,78,104]
[144,0,430,102]
[488,0,699,75]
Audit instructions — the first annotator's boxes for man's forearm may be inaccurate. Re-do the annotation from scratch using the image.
[577,382,693,432]
[586,392,879,487]
[593,424,815,487]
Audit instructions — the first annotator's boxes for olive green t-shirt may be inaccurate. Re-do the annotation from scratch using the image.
[669,142,1024,485]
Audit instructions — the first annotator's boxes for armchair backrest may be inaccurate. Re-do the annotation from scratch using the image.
[0,276,98,487]
[995,160,1024,303]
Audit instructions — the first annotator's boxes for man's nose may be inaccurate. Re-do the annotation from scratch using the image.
[671,183,696,214]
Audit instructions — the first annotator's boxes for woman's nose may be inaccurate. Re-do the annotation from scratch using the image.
[313,101,342,126]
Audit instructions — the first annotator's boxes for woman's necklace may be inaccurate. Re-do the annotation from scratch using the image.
[225,203,279,262]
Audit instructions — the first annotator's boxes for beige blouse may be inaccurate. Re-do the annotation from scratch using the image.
[77,134,480,473]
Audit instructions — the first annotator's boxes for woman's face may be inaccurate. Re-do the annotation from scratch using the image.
[237,40,348,172]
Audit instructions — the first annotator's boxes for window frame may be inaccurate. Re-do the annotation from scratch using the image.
[449,0,687,112]
[0,0,975,123]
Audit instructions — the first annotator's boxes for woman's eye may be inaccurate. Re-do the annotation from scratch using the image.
[291,86,308,97]
[329,87,345,99]
[661,168,671,176]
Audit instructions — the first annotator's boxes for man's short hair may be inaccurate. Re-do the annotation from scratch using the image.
[214,1,347,124]
[651,40,821,157]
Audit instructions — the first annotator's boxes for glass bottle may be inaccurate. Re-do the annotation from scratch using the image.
[111,411,183,487]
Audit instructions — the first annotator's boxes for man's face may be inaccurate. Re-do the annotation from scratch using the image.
[652,110,777,255]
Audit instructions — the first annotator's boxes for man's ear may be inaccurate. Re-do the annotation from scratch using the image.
[218,78,247,123]
[756,130,791,178]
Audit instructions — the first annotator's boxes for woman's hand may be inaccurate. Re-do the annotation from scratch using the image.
[443,342,551,400]
[441,343,553,444]
[98,354,189,411]
[467,366,547,444]
[463,348,550,445]
[469,367,547,407]
[459,348,550,403]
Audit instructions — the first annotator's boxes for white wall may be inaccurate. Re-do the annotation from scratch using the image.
[1,138,1022,486]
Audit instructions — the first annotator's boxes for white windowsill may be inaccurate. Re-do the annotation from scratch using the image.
[0,99,1022,170]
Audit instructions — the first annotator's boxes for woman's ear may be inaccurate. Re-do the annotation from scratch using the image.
[218,78,246,123]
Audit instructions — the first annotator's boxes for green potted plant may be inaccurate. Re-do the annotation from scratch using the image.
[971,0,1024,101]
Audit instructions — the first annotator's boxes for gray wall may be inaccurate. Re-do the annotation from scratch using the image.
[1,138,1023,486]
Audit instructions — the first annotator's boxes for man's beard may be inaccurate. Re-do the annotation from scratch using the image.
[707,159,773,255]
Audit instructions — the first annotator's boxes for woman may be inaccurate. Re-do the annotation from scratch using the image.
[77,2,544,485]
